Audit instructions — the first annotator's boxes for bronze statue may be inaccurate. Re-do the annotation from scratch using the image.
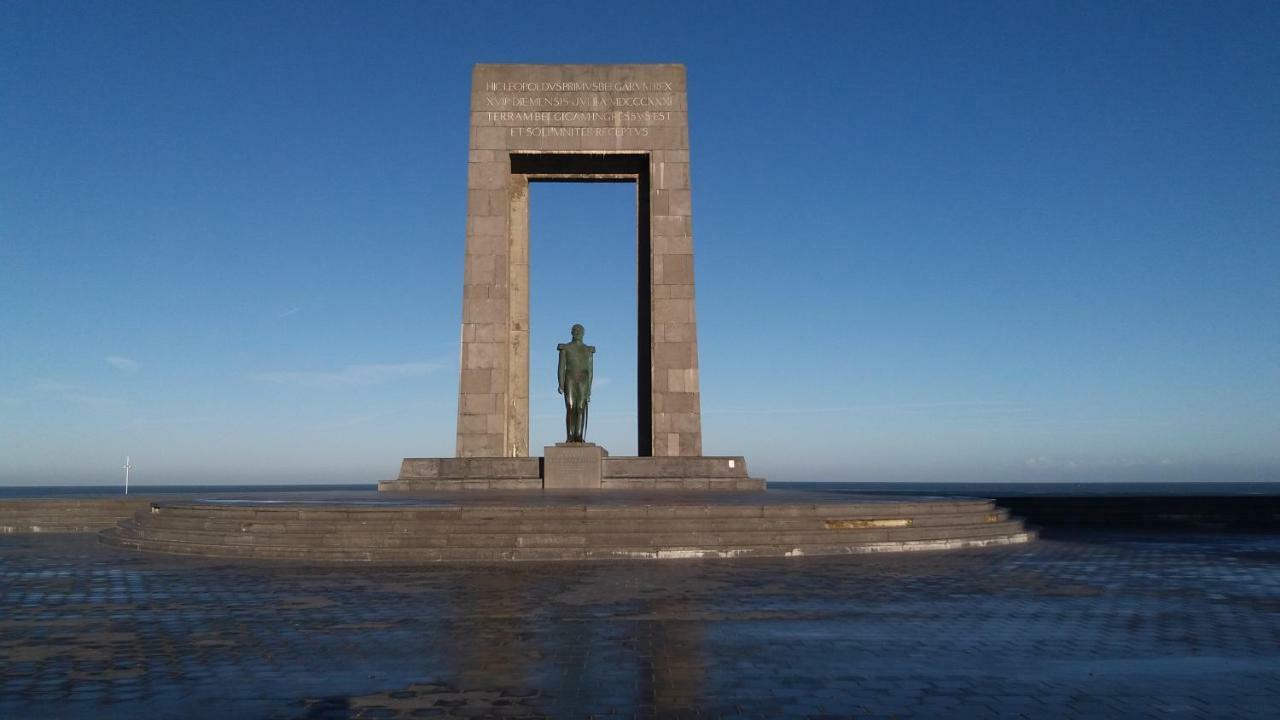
[556,323,595,443]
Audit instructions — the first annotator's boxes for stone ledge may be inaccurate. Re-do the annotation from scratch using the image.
[603,456,748,479]
[379,478,542,492]
[0,498,154,534]
[399,457,541,480]
[99,494,1035,562]
[393,454,762,490]
[379,478,765,492]
[601,478,765,491]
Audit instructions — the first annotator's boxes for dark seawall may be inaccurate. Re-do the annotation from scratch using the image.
[992,496,1280,532]
[780,482,1280,532]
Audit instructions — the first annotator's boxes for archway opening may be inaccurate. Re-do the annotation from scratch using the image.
[529,180,639,454]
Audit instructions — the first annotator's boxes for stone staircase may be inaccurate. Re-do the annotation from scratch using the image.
[0,498,152,534]
[99,495,1035,561]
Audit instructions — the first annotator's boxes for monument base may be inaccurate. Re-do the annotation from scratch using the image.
[101,491,1036,562]
[543,443,607,489]
[379,454,766,492]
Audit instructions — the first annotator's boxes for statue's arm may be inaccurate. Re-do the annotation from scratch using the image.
[585,346,594,402]
[556,344,566,394]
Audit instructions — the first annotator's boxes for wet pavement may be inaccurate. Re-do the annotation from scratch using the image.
[1,531,1277,719]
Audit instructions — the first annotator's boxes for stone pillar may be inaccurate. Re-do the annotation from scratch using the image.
[649,150,702,457]
[456,149,513,457]
[507,174,530,458]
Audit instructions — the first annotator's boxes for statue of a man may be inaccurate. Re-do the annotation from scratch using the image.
[556,323,595,443]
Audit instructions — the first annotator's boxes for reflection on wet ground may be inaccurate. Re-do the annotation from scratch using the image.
[1,531,1276,719]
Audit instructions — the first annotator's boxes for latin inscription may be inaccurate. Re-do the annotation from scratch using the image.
[544,444,605,488]
[486,81,674,91]
[478,78,682,138]
[555,448,599,463]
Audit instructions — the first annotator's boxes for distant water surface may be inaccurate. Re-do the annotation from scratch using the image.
[779,481,1280,497]
[0,484,376,499]
[1,481,1277,499]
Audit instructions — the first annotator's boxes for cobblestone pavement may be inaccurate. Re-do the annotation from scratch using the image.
[1,531,1277,719]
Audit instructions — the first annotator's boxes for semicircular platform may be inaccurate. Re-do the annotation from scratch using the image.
[99,490,1035,562]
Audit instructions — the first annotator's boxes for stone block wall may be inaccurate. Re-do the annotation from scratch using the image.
[455,64,703,458]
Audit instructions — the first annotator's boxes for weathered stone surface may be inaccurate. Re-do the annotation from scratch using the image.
[398,457,541,480]
[543,443,607,489]
[0,498,153,534]
[380,478,543,492]
[456,64,702,458]
[603,456,749,479]
[395,455,758,491]
[99,492,1034,561]
[600,478,766,491]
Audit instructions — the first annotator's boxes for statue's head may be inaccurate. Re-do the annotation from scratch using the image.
[571,323,584,340]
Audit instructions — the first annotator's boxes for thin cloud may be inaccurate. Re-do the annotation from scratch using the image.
[32,379,122,405]
[124,414,210,429]
[105,355,140,371]
[706,401,1025,417]
[1024,455,1170,470]
[250,362,441,389]
[312,412,386,431]
[65,392,125,406]
[277,306,302,318]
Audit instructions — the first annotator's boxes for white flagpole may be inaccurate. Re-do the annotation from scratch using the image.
[122,456,132,495]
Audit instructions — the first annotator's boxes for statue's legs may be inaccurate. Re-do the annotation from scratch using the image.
[564,399,573,442]
[564,383,586,442]
[572,410,584,442]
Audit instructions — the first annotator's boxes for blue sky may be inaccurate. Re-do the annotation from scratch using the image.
[2,1,1277,485]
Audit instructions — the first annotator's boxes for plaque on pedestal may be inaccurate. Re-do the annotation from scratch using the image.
[543,443,607,489]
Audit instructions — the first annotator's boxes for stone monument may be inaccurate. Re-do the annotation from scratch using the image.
[382,64,764,491]
[98,63,1034,562]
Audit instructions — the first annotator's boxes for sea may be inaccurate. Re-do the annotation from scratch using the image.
[1,481,1277,499]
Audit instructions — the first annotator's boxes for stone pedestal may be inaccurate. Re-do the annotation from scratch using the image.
[380,453,764,492]
[543,443,608,490]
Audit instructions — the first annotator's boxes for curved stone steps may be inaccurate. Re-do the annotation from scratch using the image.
[142,498,999,519]
[0,498,152,534]
[129,508,1011,534]
[110,517,1027,548]
[104,491,1034,561]
[2,518,123,534]
[98,493,1035,562]
[102,521,1033,562]
[133,499,1003,525]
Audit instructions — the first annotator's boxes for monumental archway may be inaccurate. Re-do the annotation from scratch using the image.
[456,64,701,459]
[93,62,1027,562]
